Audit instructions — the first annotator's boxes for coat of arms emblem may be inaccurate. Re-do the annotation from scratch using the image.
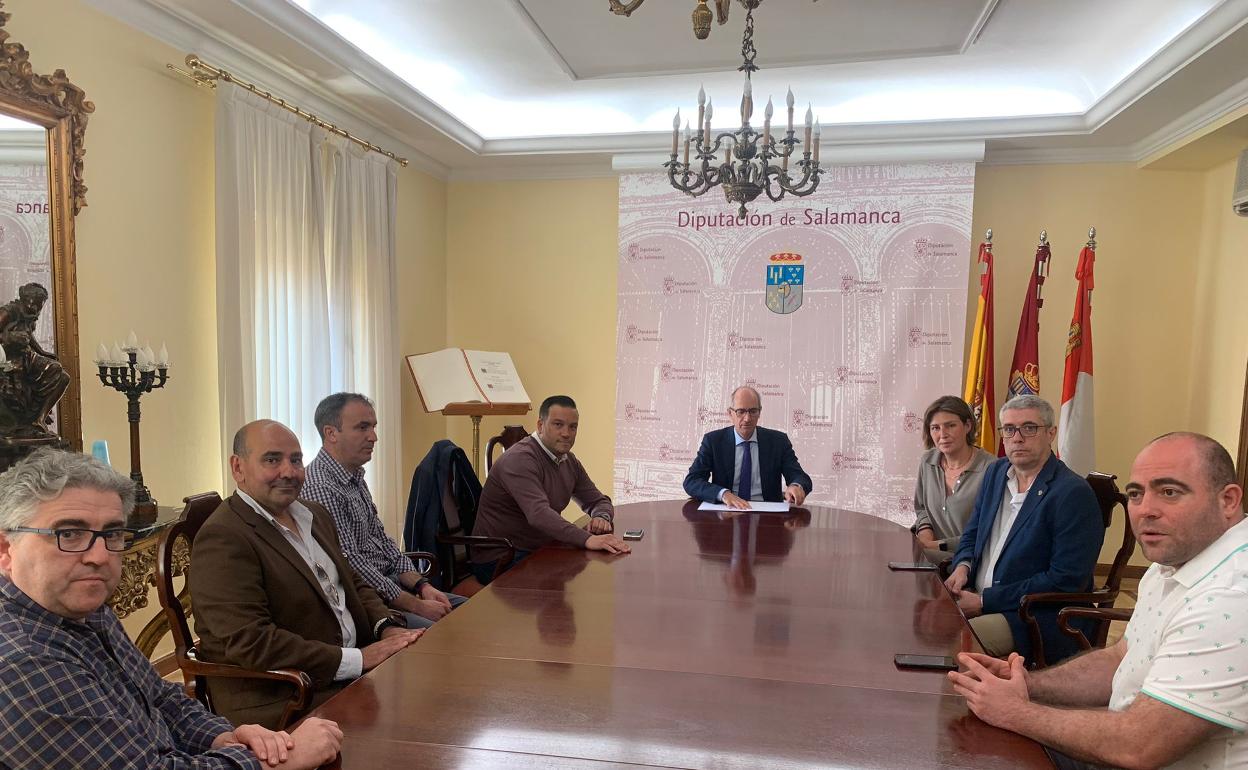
[765,253,804,314]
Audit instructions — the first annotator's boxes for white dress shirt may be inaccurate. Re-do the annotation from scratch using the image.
[974,465,1028,592]
[717,429,763,502]
[236,490,363,681]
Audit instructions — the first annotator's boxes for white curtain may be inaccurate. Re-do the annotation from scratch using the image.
[215,83,402,529]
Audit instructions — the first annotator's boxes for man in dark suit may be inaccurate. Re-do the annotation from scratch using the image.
[190,420,423,729]
[683,385,813,509]
[944,395,1103,664]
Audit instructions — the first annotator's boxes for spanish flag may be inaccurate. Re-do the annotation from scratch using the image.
[1058,243,1096,475]
[962,241,996,453]
[1004,237,1052,421]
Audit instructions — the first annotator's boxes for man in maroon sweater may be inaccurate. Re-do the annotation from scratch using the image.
[470,395,631,584]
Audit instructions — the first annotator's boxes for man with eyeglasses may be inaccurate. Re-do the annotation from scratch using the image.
[0,448,343,769]
[949,432,1248,770]
[683,385,813,510]
[190,420,423,729]
[944,394,1102,664]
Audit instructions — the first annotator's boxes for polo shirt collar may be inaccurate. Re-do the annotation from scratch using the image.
[1171,515,1248,588]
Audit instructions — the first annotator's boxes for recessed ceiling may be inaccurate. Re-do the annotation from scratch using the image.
[514,0,997,80]
[92,0,1248,176]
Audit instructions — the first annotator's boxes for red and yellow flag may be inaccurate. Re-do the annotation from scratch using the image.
[1003,238,1052,451]
[962,241,996,453]
[1057,243,1096,475]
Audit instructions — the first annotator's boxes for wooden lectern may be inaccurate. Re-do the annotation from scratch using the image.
[406,348,531,476]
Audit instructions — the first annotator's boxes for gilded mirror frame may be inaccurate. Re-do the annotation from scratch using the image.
[0,0,91,450]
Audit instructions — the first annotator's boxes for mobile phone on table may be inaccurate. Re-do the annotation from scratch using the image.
[623,529,644,541]
[894,654,958,671]
[887,561,937,571]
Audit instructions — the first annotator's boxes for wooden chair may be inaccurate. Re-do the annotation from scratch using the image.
[1057,605,1134,651]
[155,492,311,729]
[1018,471,1135,667]
[485,425,528,472]
[436,472,515,595]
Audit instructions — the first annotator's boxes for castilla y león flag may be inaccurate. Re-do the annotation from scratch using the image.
[1057,244,1096,475]
[963,241,996,453]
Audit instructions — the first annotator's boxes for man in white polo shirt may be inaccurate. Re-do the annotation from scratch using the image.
[948,431,1247,770]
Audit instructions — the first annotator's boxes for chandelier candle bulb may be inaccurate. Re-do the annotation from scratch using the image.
[671,110,680,155]
[95,342,109,364]
[697,85,705,139]
[786,88,795,133]
[804,104,813,148]
[158,343,169,367]
[763,98,773,148]
[125,330,138,350]
[142,346,156,367]
[705,99,713,138]
[110,343,124,363]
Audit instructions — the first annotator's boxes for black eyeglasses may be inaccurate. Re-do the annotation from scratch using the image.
[998,423,1047,438]
[730,408,761,417]
[4,527,139,552]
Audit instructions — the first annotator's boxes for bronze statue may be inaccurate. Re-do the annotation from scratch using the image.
[0,282,69,439]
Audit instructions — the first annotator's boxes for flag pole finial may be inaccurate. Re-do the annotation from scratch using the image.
[1039,229,1048,246]
[1087,227,1096,249]
[985,228,993,243]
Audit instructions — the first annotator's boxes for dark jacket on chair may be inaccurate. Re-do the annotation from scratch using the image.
[404,439,482,585]
[682,426,813,503]
[951,453,1103,663]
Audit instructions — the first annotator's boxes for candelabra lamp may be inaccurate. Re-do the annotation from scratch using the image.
[94,335,169,526]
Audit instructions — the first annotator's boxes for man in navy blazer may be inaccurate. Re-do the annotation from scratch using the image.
[944,394,1103,664]
[683,385,813,509]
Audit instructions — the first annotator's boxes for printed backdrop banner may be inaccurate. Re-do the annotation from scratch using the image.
[615,164,976,525]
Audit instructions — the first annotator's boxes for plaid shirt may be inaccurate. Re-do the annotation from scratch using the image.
[303,449,417,602]
[0,577,260,769]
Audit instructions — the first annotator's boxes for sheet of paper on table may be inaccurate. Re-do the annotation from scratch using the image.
[697,501,791,513]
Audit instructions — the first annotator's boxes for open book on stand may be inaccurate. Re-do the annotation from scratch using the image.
[405,348,531,413]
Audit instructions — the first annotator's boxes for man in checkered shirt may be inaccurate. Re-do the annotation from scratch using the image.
[0,448,343,768]
[303,392,466,629]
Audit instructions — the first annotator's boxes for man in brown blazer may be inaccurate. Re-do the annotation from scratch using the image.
[190,419,423,728]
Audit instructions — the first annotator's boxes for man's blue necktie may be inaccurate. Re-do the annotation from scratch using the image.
[738,440,753,501]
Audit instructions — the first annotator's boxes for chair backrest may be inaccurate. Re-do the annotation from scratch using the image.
[1085,471,1134,596]
[485,425,528,472]
[155,492,222,701]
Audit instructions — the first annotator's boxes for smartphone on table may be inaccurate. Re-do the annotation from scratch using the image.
[894,654,958,671]
[623,529,644,541]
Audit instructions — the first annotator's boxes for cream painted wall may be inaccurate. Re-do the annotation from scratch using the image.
[444,178,618,493]
[396,168,449,531]
[1189,157,1248,451]
[973,163,1212,566]
[15,0,222,503]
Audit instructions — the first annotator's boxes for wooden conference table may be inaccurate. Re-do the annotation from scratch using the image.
[312,500,1052,769]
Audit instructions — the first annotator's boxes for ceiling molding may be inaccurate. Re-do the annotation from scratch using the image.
[1083,0,1248,133]
[981,147,1138,166]
[507,0,577,81]
[89,0,454,179]
[1131,77,1248,164]
[449,163,616,183]
[962,0,1001,52]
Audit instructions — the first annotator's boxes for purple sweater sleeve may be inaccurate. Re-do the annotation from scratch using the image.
[495,456,593,548]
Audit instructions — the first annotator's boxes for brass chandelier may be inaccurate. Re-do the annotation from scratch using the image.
[662,1,823,217]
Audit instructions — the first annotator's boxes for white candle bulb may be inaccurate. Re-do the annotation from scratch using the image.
[765,98,774,120]
[786,88,795,109]
[96,342,108,363]
[697,85,706,106]
[135,347,148,367]
[805,104,813,127]
[706,99,713,122]
[158,343,169,366]
[671,109,680,155]
[111,343,124,363]
[142,345,156,365]
[126,330,138,349]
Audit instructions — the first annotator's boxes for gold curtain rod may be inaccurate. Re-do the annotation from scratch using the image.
[167,54,409,167]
